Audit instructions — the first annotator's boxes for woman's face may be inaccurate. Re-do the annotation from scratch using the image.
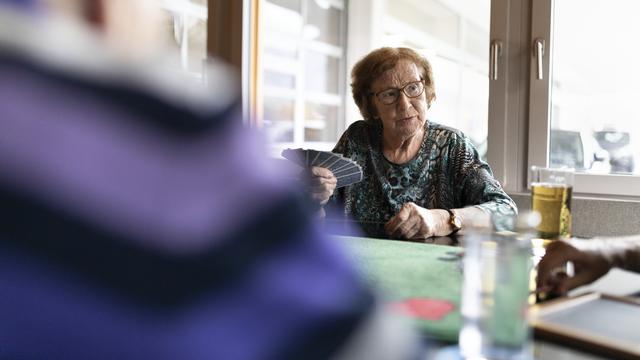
[370,59,429,140]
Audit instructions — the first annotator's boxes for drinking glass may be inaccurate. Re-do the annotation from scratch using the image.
[529,166,574,240]
[459,215,535,360]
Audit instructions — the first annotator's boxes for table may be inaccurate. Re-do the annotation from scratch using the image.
[340,235,463,341]
[337,235,611,359]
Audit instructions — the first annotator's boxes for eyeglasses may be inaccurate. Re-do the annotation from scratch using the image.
[372,80,425,105]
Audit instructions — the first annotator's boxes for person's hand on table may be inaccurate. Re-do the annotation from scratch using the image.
[536,240,612,296]
[384,202,449,240]
[309,166,337,206]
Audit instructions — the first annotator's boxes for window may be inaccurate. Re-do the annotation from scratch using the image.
[528,0,640,196]
[259,0,348,152]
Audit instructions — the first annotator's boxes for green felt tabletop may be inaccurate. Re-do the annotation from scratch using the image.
[337,235,463,341]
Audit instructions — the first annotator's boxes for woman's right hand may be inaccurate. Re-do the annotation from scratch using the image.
[309,166,337,206]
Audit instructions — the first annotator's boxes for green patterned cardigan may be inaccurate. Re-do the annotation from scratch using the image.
[328,120,517,238]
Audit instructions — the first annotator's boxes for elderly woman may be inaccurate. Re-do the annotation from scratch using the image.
[310,47,517,240]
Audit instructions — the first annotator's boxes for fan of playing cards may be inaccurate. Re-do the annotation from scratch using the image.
[281,148,364,188]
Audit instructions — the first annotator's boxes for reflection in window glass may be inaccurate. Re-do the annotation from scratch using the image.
[304,50,340,93]
[306,0,342,45]
[305,103,338,142]
[428,56,461,132]
[264,97,295,142]
[550,0,640,174]
[380,0,490,159]
[260,0,346,149]
[386,0,459,48]
[263,2,302,59]
[269,0,301,12]
[464,22,489,62]
[265,46,299,59]
[460,67,489,157]
[550,130,585,169]
[265,70,296,88]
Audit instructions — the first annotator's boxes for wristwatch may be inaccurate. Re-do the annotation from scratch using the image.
[446,209,462,235]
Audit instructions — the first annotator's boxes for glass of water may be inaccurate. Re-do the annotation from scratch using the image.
[459,215,536,360]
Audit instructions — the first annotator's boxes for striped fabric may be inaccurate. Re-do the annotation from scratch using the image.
[0,7,420,359]
[0,0,37,9]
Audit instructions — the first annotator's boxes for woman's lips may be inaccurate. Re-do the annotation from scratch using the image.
[397,116,415,122]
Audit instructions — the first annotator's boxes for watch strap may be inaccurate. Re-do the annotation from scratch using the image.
[446,209,462,234]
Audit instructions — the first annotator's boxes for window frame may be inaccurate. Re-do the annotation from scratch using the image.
[486,0,531,194]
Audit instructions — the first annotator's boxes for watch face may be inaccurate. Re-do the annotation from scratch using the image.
[453,217,463,229]
[449,210,462,230]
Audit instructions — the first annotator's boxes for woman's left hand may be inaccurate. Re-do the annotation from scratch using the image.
[384,202,448,240]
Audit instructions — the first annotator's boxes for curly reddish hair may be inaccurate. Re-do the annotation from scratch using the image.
[351,47,436,123]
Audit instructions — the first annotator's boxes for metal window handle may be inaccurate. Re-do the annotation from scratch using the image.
[534,38,545,80]
[489,40,503,80]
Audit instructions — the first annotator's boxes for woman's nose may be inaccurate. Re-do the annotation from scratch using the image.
[396,92,412,110]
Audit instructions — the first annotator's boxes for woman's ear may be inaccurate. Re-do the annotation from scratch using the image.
[370,107,379,120]
[366,96,378,119]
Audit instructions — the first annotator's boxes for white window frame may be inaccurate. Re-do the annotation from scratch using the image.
[486,0,531,194]
[524,0,640,198]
